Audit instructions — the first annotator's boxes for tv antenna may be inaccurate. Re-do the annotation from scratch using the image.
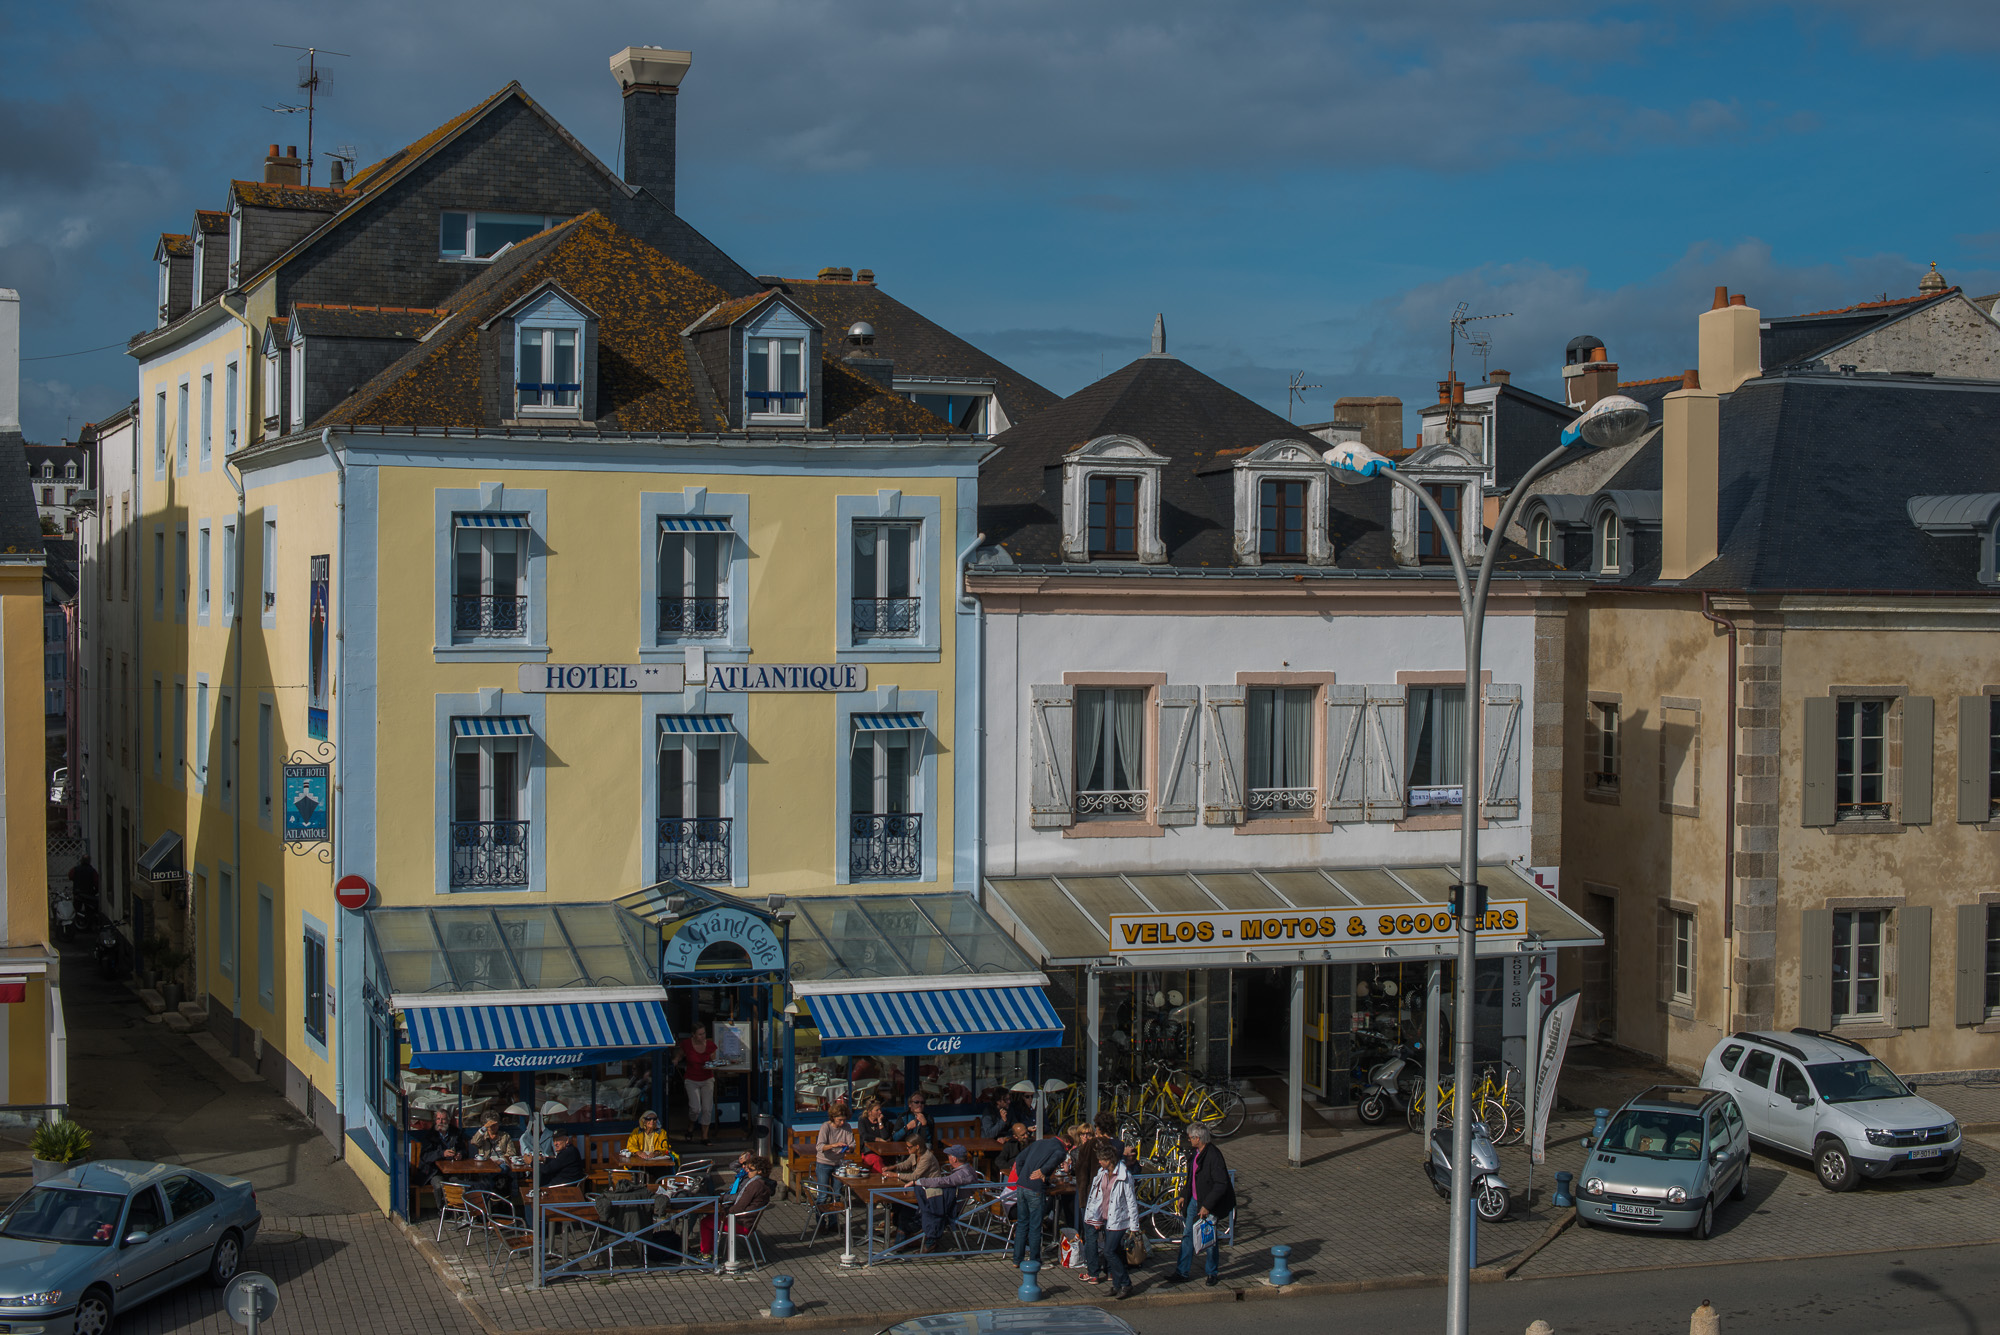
[270,45,350,187]
[1286,371,1322,423]
[1446,303,1510,445]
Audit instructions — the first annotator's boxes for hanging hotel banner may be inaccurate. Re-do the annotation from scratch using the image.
[283,764,332,845]
[1106,900,1531,954]
[518,664,688,693]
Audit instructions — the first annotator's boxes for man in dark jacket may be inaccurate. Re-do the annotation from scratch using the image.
[1163,1123,1233,1285]
[541,1130,589,1188]
[1008,1129,1070,1266]
[417,1110,467,1186]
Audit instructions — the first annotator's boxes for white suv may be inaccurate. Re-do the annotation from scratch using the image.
[1699,1029,1960,1191]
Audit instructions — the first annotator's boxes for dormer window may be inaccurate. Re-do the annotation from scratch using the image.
[1260,480,1306,559]
[1088,476,1139,557]
[1598,508,1622,574]
[747,337,805,421]
[191,231,205,300]
[501,289,593,421]
[1532,513,1553,561]
[40,463,52,481]
[64,463,77,482]
[1232,439,1333,566]
[227,204,242,285]
[1061,435,1168,564]
[1418,484,1462,564]
[157,257,171,326]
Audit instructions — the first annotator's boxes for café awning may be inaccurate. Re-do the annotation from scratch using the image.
[402,997,674,1071]
[800,982,1063,1057]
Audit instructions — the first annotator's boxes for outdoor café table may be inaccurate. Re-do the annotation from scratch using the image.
[606,1152,681,1189]
[436,1157,514,1181]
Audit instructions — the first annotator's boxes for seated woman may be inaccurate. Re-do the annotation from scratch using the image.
[468,1113,518,1160]
[699,1155,774,1256]
[624,1110,676,1161]
[885,1135,939,1185]
[856,1098,896,1173]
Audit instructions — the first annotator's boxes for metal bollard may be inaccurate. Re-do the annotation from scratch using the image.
[725,1213,742,1274]
[1553,1171,1574,1209]
[769,1274,796,1318]
[1267,1244,1293,1287]
[839,1202,857,1269]
[1017,1258,1043,1303]
[1591,1108,1610,1144]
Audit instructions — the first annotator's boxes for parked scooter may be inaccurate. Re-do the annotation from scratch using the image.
[1422,1117,1512,1222]
[50,890,74,943]
[1356,1042,1422,1125]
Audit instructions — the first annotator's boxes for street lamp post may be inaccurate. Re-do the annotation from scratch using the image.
[1325,393,1649,1335]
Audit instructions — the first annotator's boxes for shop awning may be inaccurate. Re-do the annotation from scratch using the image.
[852,713,924,731]
[454,513,530,529]
[136,831,184,883]
[659,516,734,533]
[806,983,1063,1057]
[983,863,1602,970]
[452,716,535,737]
[403,998,674,1071]
[659,715,737,735]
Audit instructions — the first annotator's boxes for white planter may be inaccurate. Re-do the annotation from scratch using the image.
[31,1157,70,1184]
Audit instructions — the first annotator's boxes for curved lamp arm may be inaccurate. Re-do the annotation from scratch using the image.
[1322,443,1472,606]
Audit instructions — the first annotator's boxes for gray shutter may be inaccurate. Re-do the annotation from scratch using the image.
[1582,705,1602,790]
[1201,686,1246,826]
[1801,697,1836,827]
[1027,685,1075,829]
[1956,904,1987,1027]
[1156,686,1201,826]
[1482,683,1522,818]
[1902,696,1934,826]
[1959,697,1990,824]
[1364,686,1407,822]
[1324,684,1367,823]
[1897,906,1931,1029]
[1798,909,1834,1030]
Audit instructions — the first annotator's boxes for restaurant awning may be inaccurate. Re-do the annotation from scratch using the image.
[982,862,1601,970]
[801,983,1063,1057]
[402,997,674,1071]
[136,831,184,883]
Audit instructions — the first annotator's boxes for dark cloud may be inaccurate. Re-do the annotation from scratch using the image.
[0,97,108,188]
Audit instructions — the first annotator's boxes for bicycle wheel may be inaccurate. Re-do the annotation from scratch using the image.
[1498,1097,1527,1146]
[1406,1088,1426,1134]
[1476,1095,1509,1143]
[1208,1086,1247,1138]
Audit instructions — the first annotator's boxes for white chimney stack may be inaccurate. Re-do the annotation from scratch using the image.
[0,290,19,433]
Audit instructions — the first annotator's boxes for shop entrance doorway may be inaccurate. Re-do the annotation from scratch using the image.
[1230,969,1290,1076]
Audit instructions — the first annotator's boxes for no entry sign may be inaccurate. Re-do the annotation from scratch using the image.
[335,875,372,911]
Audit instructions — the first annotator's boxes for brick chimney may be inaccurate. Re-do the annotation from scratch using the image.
[1698,286,1761,395]
[0,289,17,432]
[1487,369,1510,386]
[1332,396,1403,456]
[263,144,301,186]
[610,46,693,213]
[1661,366,1719,580]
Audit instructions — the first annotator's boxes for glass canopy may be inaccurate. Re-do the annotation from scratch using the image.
[366,903,659,998]
[787,894,1041,982]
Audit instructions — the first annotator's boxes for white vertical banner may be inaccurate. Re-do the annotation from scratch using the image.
[1530,990,1581,1166]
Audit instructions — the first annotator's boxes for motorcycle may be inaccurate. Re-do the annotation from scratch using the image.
[93,925,130,980]
[50,890,74,943]
[1422,1118,1512,1222]
[1356,1041,1422,1125]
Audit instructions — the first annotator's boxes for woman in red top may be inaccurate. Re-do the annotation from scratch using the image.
[678,1023,720,1144]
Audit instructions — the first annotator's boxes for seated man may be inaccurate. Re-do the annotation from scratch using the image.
[541,1130,589,1188]
[894,1093,936,1147]
[418,1110,467,1186]
[910,1146,978,1253]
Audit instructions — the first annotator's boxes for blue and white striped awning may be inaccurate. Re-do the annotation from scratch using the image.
[853,713,925,731]
[660,516,735,533]
[808,985,1064,1056]
[453,512,531,529]
[659,716,738,735]
[404,1000,675,1071]
[452,715,535,738]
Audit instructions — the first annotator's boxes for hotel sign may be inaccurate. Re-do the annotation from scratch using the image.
[518,664,687,693]
[706,663,867,693]
[1107,901,1530,954]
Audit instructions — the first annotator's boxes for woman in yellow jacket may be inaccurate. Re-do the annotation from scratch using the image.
[624,1110,678,1161]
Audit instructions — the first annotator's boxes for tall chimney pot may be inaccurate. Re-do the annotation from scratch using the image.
[1712,286,1730,310]
[1728,294,1747,307]
[1589,346,1608,363]
[263,144,301,186]
[610,46,693,213]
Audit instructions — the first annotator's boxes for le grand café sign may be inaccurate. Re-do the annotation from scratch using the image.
[519,663,867,693]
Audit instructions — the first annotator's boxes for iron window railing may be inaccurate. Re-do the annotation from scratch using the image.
[1248,787,1315,815]
[450,820,530,888]
[852,598,921,639]
[658,597,728,638]
[453,594,529,638]
[1074,790,1148,818]
[656,817,733,884]
[849,813,922,880]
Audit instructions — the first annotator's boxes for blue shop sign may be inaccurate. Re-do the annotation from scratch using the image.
[662,908,785,975]
[283,764,331,844]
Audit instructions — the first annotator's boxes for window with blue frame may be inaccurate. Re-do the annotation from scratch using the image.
[746,336,805,420]
[517,326,580,414]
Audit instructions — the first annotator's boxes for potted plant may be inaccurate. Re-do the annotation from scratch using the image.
[158,947,191,1009]
[30,1119,91,1183]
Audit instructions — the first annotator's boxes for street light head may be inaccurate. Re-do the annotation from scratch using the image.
[1563,394,1650,450]
[1323,441,1397,484]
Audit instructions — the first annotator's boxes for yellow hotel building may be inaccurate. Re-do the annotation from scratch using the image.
[124,56,1047,1208]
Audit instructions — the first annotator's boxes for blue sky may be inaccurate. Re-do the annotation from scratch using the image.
[6,0,2000,443]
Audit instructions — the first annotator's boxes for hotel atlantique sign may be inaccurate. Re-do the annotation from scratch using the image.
[519,663,867,693]
[1107,901,1530,955]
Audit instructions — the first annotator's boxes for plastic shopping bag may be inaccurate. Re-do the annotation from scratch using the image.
[1191,1215,1217,1254]
[1058,1228,1082,1268]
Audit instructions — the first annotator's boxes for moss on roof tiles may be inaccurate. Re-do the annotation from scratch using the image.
[231,180,355,211]
[687,290,779,334]
[158,233,191,256]
[194,210,230,232]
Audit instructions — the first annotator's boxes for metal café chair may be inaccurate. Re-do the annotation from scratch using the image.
[434,1182,474,1243]
[797,1179,847,1243]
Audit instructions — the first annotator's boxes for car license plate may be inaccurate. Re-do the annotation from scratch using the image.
[1908,1147,1942,1160]
[1611,1203,1658,1217]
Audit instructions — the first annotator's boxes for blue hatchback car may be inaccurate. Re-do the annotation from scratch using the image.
[0,1161,260,1334]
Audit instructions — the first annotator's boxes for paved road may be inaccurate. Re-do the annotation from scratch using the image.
[818,1241,2000,1335]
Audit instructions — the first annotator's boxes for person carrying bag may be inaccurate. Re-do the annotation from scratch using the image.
[1163,1123,1233,1286]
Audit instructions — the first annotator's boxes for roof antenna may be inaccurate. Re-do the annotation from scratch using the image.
[1286,371,1321,423]
[271,44,350,186]
[1446,302,1510,445]
[1151,313,1166,356]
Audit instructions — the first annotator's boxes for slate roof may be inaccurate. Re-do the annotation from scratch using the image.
[41,538,77,599]
[1761,289,1958,370]
[1529,371,2000,593]
[230,181,354,212]
[0,431,49,559]
[156,233,191,258]
[314,213,954,436]
[980,352,1554,573]
[290,304,442,340]
[686,291,796,335]
[194,210,230,235]
[778,278,1060,429]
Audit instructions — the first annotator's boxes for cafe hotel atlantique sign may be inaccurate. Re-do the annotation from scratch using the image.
[519,663,868,693]
[1107,900,1531,962]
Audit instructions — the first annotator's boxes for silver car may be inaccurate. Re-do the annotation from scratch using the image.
[1575,1086,1751,1240]
[0,1161,260,1334]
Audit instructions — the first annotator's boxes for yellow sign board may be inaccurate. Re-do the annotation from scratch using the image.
[1107,900,1529,954]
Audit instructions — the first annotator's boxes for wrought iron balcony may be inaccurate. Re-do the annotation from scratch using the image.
[1075,790,1147,819]
[453,594,529,638]
[657,816,733,884]
[658,596,728,639]
[852,598,921,639]
[849,812,922,880]
[450,820,530,887]
[1248,787,1316,815]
